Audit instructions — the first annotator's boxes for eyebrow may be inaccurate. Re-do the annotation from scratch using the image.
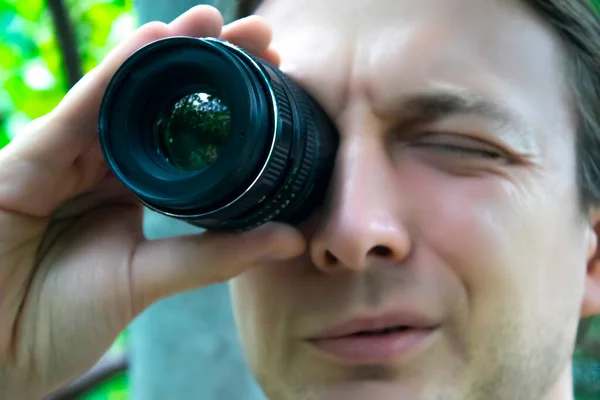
[397,90,526,132]
[384,89,535,150]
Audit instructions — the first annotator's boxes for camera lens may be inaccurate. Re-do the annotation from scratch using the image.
[99,37,338,232]
[155,90,231,171]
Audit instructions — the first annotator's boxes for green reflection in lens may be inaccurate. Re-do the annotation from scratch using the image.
[155,91,231,171]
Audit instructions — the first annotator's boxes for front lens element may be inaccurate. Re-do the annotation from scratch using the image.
[155,90,231,171]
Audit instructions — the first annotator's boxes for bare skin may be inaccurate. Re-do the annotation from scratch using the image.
[0,6,305,399]
[229,0,600,399]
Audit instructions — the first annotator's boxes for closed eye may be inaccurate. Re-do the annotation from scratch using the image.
[412,142,503,159]
[406,132,509,161]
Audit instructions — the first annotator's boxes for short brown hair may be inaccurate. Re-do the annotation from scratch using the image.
[521,0,600,209]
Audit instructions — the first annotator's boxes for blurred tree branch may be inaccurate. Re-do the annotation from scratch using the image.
[236,0,259,19]
[47,0,83,89]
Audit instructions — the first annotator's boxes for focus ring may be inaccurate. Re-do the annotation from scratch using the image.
[218,141,289,222]
[196,44,296,224]
[285,74,318,198]
[236,63,317,230]
[209,111,291,222]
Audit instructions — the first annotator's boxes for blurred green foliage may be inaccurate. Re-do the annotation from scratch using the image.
[2,0,600,399]
[0,0,135,145]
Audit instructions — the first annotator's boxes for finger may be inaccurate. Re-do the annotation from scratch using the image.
[130,222,306,313]
[220,15,273,56]
[167,4,224,35]
[259,46,282,67]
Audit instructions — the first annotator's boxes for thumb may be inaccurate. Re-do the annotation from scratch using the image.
[129,222,305,313]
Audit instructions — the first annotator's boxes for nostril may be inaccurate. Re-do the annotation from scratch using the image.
[370,245,392,257]
[324,250,338,265]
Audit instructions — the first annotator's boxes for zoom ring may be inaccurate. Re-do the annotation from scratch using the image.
[206,74,293,231]
[233,63,318,230]
[284,75,318,199]
[212,121,292,225]
[245,68,317,226]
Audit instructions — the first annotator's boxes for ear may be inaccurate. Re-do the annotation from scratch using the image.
[581,209,600,317]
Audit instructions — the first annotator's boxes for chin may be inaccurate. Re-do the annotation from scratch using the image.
[257,366,437,400]
[263,381,428,400]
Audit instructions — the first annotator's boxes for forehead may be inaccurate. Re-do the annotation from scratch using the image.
[256,0,571,137]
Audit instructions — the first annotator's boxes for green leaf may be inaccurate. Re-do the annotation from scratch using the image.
[83,3,123,46]
[5,72,65,119]
[3,29,39,60]
[0,41,22,70]
[14,0,44,22]
[0,7,17,35]
[38,34,65,78]
[0,128,10,149]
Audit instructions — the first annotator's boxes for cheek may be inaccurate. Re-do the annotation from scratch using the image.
[230,263,300,369]
[406,164,587,323]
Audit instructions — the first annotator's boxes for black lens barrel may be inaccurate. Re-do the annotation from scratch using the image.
[99,37,338,232]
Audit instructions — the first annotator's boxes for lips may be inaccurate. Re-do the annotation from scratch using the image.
[309,311,437,339]
[306,311,438,363]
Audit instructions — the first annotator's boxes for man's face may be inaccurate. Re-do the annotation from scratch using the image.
[229,0,598,398]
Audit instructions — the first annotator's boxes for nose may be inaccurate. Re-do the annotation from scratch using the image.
[309,137,413,273]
